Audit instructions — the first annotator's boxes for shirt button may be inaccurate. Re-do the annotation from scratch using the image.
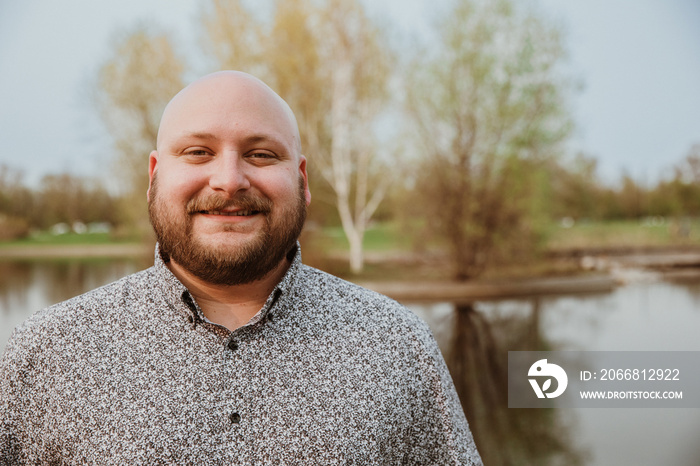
[227,340,238,351]
[230,412,241,424]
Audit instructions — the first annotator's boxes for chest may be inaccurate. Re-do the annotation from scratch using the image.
[34,331,415,464]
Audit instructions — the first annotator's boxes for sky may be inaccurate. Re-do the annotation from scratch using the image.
[0,0,699,188]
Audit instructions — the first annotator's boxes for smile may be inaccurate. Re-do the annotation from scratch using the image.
[199,210,259,216]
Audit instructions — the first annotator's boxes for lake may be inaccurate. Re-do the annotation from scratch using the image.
[1,259,699,465]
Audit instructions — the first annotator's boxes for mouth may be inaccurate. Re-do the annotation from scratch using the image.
[187,194,272,220]
[198,209,261,217]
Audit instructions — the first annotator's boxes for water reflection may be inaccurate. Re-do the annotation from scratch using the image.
[0,260,141,351]
[0,262,32,315]
[447,302,585,466]
[411,280,700,466]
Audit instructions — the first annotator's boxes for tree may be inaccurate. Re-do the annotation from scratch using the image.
[0,165,33,222]
[96,25,187,234]
[616,173,646,219]
[258,0,343,261]
[406,0,572,280]
[650,143,700,217]
[548,152,601,220]
[675,143,700,184]
[34,174,119,229]
[201,0,394,273]
[200,0,262,74]
[0,165,33,240]
[310,0,393,273]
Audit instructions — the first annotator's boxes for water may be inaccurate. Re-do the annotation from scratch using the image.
[1,260,699,465]
[0,260,142,351]
[410,277,700,466]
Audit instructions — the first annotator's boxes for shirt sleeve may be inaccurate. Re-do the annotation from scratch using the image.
[404,322,483,465]
[0,331,29,464]
[0,324,46,465]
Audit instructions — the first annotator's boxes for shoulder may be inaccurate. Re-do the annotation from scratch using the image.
[3,267,156,359]
[291,265,435,342]
[295,265,417,314]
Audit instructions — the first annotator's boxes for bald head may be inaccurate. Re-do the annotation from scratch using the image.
[157,71,301,156]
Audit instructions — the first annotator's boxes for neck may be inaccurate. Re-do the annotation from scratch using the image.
[167,258,290,331]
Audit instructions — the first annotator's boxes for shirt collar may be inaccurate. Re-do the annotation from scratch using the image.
[152,242,303,327]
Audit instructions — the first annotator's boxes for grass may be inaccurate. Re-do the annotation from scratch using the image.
[320,218,700,255]
[7,218,699,252]
[0,232,149,265]
[318,223,414,252]
[0,232,135,248]
[545,218,700,250]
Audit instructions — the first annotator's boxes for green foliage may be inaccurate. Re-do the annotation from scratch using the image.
[32,174,119,230]
[200,0,262,74]
[546,145,700,222]
[546,152,600,220]
[406,0,572,280]
[96,25,187,235]
[0,166,120,239]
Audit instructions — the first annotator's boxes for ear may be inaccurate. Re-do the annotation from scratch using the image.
[299,155,311,206]
[147,150,158,202]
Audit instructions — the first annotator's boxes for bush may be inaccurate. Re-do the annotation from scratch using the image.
[0,216,30,241]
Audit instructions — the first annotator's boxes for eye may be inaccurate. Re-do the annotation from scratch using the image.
[184,148,212,157]
[247,151,276,159]
[245,151,280,164]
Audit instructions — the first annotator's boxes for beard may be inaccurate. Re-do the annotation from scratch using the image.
[148,174,307,286]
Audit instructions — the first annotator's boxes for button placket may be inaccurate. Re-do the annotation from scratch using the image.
[181,291,199,328]
[227,339,239,352]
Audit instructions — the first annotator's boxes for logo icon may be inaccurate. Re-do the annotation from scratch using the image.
[528,359,568,398]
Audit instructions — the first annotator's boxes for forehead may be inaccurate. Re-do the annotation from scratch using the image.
[157,75,299,151]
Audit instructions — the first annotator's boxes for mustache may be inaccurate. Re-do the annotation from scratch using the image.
[186,193,273,214]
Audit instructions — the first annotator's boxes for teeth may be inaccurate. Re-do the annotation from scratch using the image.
[205,210,255,216]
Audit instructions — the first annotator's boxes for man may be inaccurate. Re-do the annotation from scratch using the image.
[0,71,482,464]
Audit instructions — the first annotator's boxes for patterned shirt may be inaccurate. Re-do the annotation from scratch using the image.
[1,246,482,465]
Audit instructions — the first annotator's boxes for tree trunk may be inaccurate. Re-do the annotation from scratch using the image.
[348,230,364,274]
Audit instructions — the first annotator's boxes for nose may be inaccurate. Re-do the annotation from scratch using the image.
[208,153,251,195]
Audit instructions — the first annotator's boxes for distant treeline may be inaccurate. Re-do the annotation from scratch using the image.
[0,167,120,240]
[548,146,700,221]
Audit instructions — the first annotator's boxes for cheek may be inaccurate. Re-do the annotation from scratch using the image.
[252,168,297,194]
[269,177,302,201]
[161,169,205,201]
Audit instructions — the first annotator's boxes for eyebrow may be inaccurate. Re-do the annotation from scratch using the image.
[179,132,285,147]
[181,132,217,141]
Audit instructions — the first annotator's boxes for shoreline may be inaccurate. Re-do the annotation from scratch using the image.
[2,242,699,301]
[360,274,617,302]
[0,243,152,260]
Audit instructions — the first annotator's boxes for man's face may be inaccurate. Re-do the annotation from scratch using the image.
[147,73,311,285]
